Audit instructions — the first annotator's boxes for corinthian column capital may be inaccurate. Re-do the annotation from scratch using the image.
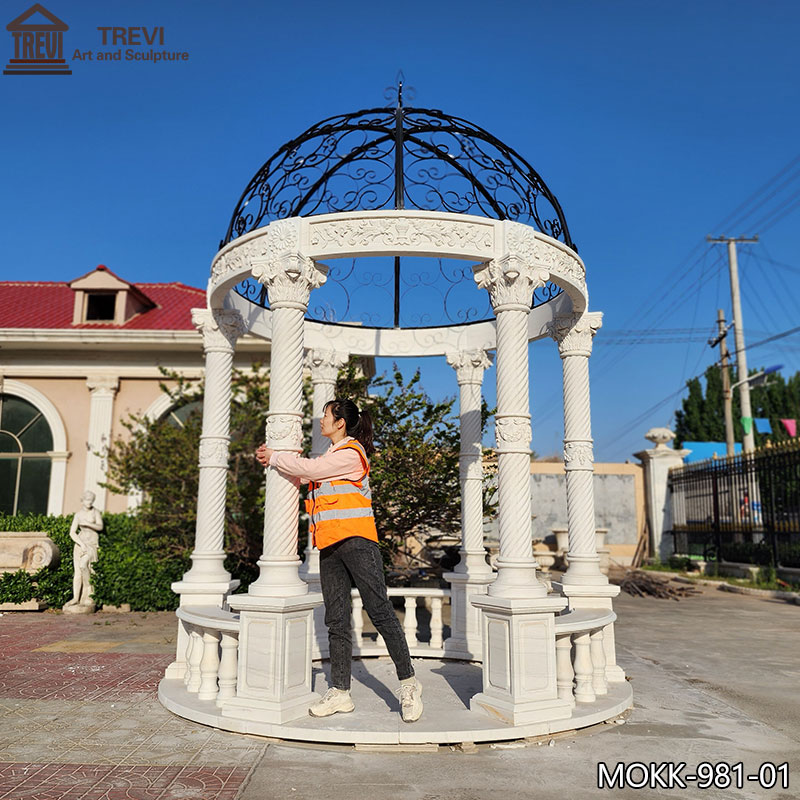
[473,257,549,312]
[192,308,247,352]
[86,375,119,395]
[304,348,349,385]
[446,349,493,385]
[252,253,328,309]
[548,311,603,358]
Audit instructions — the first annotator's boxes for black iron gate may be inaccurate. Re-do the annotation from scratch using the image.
[669,441,800,566]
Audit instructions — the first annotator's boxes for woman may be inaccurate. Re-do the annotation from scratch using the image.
[255,399,423,722]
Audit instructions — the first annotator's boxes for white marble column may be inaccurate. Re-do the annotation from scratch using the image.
[165,309,246,683]
[84,375,118,511]
[443,348,495,660]
[548,312,606,587]
[298,348,348,587]
[469,255,570,725]
[474,257,549,600]
[244,251,328,598]
[548,311,625,683]
[177,308,247,591]
[225,226,327,724]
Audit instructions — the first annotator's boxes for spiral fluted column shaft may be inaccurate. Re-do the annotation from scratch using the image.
[447,350,493,575]
[196,350,234,556]
[562,355,596,561]
[491,308,545,598]
[460,380,486,564]
[299,350,347,586]
[550,312,607,586]
[250,304,307,596]
[183,308,246,586]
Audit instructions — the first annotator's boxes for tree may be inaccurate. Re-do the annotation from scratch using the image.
[106,360,496,583]
[675,366,800,447]
[104,366,280,585]
[336,360,495,574]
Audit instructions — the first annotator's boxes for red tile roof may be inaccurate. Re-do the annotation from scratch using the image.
[0,278,206,330]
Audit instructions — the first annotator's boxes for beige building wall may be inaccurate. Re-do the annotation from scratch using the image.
[527,460,646,566]
[1,331,269,517]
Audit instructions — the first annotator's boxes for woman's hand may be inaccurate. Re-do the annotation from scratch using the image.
[255,443,274,467]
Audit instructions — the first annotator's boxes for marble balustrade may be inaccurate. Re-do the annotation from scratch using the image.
[174,593,614,712]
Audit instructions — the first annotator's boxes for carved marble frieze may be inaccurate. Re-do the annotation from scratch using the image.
[504,222,586,289]
[211,218,303,288]
[495,416,532,447]
[199,436,231,468]
[307,215,496,258]
[563,440,594,470]
[265,413,303,450]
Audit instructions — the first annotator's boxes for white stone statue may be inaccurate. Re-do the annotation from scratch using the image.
[62,490,103,614]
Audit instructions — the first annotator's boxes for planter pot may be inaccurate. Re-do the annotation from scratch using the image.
[533,548,556,572]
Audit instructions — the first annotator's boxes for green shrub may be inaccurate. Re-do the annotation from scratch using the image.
[719,541,773,566]
[668,555,692,571]
[92,515,190,611]
[0,513,73,607]
[778,545,800,568]
[0,569,36,603]
[0,513,189,611]
[757,564,777,586]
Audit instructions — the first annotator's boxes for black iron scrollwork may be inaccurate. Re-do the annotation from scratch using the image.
[227,82,572,327]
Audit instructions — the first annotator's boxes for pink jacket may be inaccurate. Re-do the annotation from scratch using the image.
[269,437,365,483]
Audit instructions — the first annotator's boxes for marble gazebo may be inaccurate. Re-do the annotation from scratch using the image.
[158,89,632,744]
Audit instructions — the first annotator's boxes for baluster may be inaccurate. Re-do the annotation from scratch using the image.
[352,594,364,647]
[429,597,443,649]
[573,630,595,703]
[555,633,575,706]
[186,627,204,693]
[198,629,221,701]
[216,631,238,705]
[183,624,195,686]
[590,627,608,696]
[404,597,418,647]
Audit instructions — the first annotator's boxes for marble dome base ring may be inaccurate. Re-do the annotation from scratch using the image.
[159,657,632,746]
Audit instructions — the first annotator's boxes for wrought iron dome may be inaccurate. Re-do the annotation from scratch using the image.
[225,82,575,329]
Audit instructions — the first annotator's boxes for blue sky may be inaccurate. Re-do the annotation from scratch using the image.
[2,0,799,461]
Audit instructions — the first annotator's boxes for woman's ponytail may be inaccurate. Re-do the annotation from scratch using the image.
[325,399,375,456]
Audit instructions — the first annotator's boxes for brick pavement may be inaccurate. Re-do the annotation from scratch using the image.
[0,612,266,800]
[1,588,799,800]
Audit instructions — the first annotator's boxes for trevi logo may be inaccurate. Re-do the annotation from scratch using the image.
[3,3,71,76]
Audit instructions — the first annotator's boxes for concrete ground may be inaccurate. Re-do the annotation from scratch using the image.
[0,584,798,800]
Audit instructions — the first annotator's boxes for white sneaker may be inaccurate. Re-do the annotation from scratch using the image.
[309,688,355,718]
[399,678,423,723]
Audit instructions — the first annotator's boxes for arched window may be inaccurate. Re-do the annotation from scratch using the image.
[0,394,54,514]
[163,399,203,429]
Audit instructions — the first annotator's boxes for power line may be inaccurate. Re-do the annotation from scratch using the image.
[595,322,800,454]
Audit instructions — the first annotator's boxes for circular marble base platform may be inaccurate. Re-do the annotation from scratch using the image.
[159,658,632,747]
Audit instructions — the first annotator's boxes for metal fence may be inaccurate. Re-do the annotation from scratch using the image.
[669,440,800,566]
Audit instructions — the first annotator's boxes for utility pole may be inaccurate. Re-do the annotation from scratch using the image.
[710,309,735,456]
[707,235,758,452]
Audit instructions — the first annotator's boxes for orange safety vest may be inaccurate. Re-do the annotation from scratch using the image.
[305,439,379,550]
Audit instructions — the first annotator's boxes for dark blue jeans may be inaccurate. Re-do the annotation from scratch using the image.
[319,536,414,690]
